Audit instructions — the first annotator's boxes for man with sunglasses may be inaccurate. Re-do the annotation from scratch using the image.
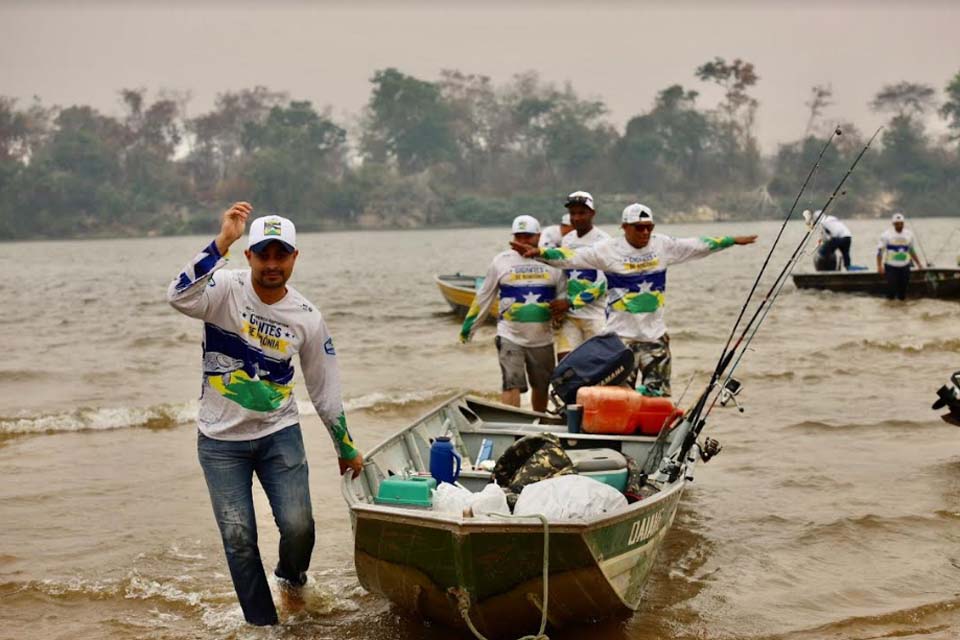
[550,190,611,360]
[460,215,565,412]
[512,203,756,396]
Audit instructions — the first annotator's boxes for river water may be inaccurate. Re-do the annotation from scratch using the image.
[2,219,960,640]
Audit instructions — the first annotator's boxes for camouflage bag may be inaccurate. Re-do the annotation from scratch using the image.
[493,432,576,509]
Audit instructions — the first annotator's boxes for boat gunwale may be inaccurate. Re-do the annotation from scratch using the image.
[349,476,686,534]
[434,273,479,294]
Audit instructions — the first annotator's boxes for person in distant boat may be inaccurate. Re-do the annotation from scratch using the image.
[551,190,611,360]
[512,204,757,397]
[166,202,363,627]
[805,209,853,271]
[460,215,565,412]
[538,213,574,249]
[877,212,923,301]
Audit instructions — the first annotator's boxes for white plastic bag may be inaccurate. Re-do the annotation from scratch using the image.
[432,483,474,515]
[513,475,628,520]
[432,482,510,516]
[469,483,510,516]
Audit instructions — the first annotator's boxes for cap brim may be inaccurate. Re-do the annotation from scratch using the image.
[249,239,296,254]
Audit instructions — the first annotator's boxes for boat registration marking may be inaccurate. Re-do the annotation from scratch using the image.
[628,509,665,546]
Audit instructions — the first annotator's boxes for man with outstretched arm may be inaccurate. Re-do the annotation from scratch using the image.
[459,215,565,412]
[513,203,757,397]
[166,201,363,626]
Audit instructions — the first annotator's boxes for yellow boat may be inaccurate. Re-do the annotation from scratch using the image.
[434,273,483,318]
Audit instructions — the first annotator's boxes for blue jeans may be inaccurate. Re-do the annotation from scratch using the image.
[197,424,315,626]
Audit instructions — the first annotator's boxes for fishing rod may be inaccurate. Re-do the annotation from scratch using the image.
[711,127,843,384]
[663,127,883,480]
[931,228,959,266]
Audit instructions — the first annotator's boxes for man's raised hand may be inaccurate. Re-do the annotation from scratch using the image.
[215,202,252,255]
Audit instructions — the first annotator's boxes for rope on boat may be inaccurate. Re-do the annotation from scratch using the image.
[451,513,551,640]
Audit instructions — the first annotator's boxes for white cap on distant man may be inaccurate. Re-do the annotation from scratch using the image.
[248,215,297,253]
[622,203,654,224]
[565,191,594,211]
[891,212,905,223]
[561,213,571,225]
[512,215,541,235]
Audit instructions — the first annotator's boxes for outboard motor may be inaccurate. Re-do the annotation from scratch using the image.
[932,371,960,426]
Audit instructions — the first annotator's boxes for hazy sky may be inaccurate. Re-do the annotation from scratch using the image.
[2,1,957,152]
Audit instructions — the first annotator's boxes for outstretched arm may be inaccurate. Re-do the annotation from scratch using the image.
[167,201,252,318]
[665,234,757,266]
[508,241,604,270]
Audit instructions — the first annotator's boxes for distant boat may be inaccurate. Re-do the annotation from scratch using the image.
[792,268,960,300]
[341,394,690,639]
[435,273,482,317]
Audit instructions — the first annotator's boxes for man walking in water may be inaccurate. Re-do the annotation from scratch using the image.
[513,203,757,396]
[877,212,923,300]
[551,190,610,360]
[167,201,363,626]
[460,215,565,412]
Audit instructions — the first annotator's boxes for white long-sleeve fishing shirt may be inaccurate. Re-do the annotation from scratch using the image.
[166,240,358,458]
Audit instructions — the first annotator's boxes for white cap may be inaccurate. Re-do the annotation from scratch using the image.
[561,213,571,225]
[565,191,594,211]
[248,215,297,252]
[622,203,654,224]
[891,212,905,223]
[511,215,541,235]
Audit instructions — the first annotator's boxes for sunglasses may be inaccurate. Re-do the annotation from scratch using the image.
[565,196,591,206]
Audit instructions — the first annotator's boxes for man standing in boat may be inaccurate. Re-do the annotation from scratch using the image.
[167,202,363,626]
[459,215,565,412]
[512,203,757,397]
[538,212,574,249]
[551,190,611,360]
[877,212,923,300]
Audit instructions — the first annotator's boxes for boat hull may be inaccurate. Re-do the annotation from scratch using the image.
[352,476,686,638]
[435,274,479,317]
[792,268,960,300]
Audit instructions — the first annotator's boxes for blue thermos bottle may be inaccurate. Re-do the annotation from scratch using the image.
[430,436,462,485]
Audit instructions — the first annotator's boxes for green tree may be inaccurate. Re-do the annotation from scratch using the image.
[362,68,458,174]
[940,71,960,142]
[870,81,936,119]
[695,57,762,186]
[186,87,288,200]
[804,84,833,136]
[240,100,347,219]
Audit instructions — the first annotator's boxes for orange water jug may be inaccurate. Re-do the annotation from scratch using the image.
[577,386,684,436]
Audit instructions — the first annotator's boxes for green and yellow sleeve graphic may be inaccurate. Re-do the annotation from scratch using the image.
[540,246,575,261]
[701,236,735,251]
[459,301,483,342]
[331,412,359,460]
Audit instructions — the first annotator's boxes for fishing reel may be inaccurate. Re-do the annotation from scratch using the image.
[698,437,722,463]
[718,377,745,413]
[932,371,960,426]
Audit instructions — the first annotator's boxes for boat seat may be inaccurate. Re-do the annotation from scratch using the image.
[566,448,627,472]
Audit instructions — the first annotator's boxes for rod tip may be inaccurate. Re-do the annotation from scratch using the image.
[835,127,843,136]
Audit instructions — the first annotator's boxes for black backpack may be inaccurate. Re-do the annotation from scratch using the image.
[550,332,634,406]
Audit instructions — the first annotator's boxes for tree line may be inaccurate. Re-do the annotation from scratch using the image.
[1,59,958,240]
